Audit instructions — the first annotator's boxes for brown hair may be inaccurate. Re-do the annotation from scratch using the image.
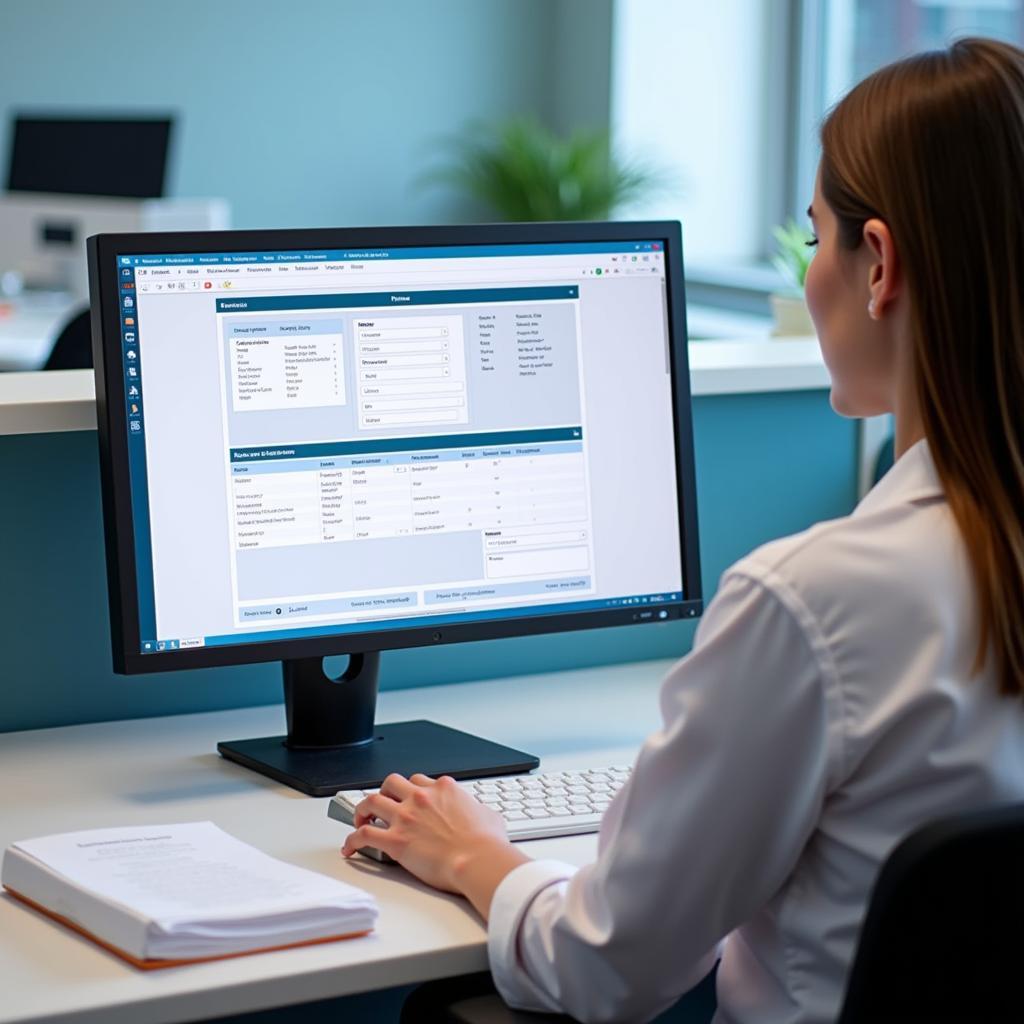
[820,37,1024,697]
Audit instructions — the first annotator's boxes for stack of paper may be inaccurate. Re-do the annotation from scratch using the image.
[1,821,377,966]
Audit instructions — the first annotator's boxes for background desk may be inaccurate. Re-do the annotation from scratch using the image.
[0,660,670,1024]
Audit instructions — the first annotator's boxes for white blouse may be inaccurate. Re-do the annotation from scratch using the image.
[487,440,1024,1024]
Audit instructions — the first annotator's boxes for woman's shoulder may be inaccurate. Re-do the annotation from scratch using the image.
[730,440,958,604]
[726,492,963,625]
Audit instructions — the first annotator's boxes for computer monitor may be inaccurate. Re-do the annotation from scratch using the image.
[7,115,173,198]
[87,224,702,795]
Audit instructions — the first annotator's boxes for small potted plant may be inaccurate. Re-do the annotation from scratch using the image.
[425,117,666,221]
[770,219,816,337]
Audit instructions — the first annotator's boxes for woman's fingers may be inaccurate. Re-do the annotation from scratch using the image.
[341,823,400,859]
[409,773,439,786]
[378,772,417,800]
[353,791,401,828]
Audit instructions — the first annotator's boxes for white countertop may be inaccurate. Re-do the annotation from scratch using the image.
[0,369,97,435]
[0,339,828,437]
[0,660,670,1024]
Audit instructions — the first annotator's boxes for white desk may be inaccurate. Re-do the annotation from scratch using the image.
[0,659,672,1024]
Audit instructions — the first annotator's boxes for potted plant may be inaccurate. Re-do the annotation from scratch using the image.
[425,117,666,221]
[770,219,816,337]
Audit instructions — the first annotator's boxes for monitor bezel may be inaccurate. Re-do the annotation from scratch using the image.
[88,222,703,675]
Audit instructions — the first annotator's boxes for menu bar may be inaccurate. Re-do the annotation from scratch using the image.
[118,240,665,267]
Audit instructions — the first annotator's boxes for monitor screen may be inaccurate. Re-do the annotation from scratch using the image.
[96,227,699,667]
[7,116,172,198]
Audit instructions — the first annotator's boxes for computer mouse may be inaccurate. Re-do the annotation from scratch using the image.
[327,791,397,864]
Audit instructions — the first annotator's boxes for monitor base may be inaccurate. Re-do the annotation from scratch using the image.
[218,720,539,796]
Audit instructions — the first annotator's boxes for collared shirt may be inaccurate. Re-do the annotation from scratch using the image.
[487,439,1024,1024]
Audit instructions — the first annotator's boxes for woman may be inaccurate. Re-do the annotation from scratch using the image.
[342,38,1024,1023]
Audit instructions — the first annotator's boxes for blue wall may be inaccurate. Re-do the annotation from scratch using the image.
[0,0,612,230]
[0,390,858,733]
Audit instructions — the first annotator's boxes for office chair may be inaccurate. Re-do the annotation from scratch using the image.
[838,801,1024,1023]
[43,308,92,370]
[402,803,1024,1024]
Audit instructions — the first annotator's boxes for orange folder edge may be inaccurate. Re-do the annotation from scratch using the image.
[3,884,371,970]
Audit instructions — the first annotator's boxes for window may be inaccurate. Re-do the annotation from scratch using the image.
[611,1,783,267]
[613,0,1024,307]
[121,241,683,651]
[795,0,1024,227]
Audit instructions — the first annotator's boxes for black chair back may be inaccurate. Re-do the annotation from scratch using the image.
[839,802,1024,1023]
[44,309,92,370]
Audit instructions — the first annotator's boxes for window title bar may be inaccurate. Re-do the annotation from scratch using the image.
[216,285,578,313]
[119,241,664,267]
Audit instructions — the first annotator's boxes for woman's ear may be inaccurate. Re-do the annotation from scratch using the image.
[862,218,901,320]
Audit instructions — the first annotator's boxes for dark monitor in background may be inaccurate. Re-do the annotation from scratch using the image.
[6,115,173,198]
[87,223,702,795]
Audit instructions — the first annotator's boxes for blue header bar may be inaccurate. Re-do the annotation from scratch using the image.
[216,285,576,313]
[230,426,582,464]
[119,240,664,267]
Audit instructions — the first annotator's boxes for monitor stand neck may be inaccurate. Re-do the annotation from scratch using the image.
[216,651,539,795]
[284,652,380,749]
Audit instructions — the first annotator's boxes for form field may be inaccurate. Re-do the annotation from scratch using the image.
[359,326,449,341]
[362,410,460,426]
[359,341,446,355]
[360,353,449,369]
[361,381,464,397]
[485,530,587,550]
[485,546,590,579]
[361,396,465,412]
[359,366,449,382]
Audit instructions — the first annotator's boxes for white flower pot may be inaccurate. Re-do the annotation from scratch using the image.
[770,293,816,338]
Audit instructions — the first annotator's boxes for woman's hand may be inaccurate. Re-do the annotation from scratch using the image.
[341,773,529,919]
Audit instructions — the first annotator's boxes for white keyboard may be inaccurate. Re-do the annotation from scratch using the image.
[328,766,631,860]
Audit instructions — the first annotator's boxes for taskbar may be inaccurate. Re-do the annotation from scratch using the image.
[139,590,686,654]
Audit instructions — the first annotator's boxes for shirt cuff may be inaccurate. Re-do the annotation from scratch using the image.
[487,859,577,1011]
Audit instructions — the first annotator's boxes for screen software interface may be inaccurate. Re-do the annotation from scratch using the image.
[114,240,685,654]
